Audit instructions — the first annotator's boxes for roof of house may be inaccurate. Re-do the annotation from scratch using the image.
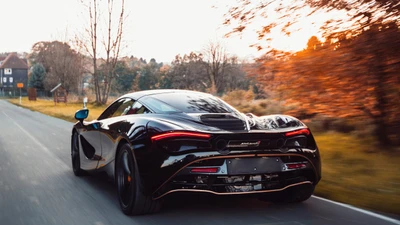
[0,53,28,69]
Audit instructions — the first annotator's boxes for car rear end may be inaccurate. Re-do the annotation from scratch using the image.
[137,90,321,200]
[149,126,321,200]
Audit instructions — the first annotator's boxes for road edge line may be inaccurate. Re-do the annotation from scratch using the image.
[312,195,400,225]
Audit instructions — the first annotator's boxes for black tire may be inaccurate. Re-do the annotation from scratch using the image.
[116,144,161,216]
[71,132,86,176]
[259,184,315,203]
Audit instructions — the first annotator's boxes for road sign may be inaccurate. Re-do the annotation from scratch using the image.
[17,83,24,88]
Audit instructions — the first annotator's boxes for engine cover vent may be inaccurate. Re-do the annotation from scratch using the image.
[200,114,246,131]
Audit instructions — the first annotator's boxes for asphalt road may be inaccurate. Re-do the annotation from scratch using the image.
[0,99,399,225]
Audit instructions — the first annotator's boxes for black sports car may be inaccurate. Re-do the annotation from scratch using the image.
[71,89,321,215]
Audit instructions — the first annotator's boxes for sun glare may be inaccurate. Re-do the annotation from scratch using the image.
[224,1,350,54]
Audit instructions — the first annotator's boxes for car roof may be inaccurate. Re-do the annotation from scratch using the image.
[119,89,213,100]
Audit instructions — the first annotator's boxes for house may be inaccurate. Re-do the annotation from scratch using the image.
[0,53,29,94]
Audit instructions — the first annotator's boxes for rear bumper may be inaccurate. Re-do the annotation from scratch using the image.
[152,152,320,199]
[153,180,313,200]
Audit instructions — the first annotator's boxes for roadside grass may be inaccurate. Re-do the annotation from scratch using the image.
[314,132,400,215]
[7,96,400,215]
[8,97,107,122]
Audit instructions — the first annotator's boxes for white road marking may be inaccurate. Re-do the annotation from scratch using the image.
[2,111,69,170]
[312,196,400,225]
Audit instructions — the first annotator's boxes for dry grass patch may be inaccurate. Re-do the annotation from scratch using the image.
[8,97,106,122]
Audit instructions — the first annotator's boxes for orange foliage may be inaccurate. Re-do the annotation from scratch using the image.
[255,23,400,145]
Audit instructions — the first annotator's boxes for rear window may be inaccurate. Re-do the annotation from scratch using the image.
[142,92,233,114]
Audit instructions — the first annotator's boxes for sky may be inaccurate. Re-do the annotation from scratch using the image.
[0,0,327,63]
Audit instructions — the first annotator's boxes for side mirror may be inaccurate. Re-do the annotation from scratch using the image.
[75,109,89,123]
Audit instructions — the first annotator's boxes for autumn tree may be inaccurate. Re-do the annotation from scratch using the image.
[79,0,126,104]
[280,26,399,145]
[257,31,399,146]
[224,0,400,146]
[345,23,400,146]
[29,41,84,93]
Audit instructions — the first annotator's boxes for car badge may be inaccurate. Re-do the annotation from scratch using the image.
[227,140,261,148]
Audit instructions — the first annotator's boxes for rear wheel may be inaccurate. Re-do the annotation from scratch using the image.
[259,184,314,203]
[71,132,86,176]
[116,144,161,215]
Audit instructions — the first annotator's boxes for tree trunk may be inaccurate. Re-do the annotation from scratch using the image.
[207,66,217,94]
[372,52,392,147]
[93,58,101,104]
[374,117,392,147]
[101,80,111,105]
[372,77,392,147]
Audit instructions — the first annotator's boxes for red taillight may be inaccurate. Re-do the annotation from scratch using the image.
[190,167,219,173]
[285,128,310,137]
[151,132,211,141]
[286,163,307,169]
